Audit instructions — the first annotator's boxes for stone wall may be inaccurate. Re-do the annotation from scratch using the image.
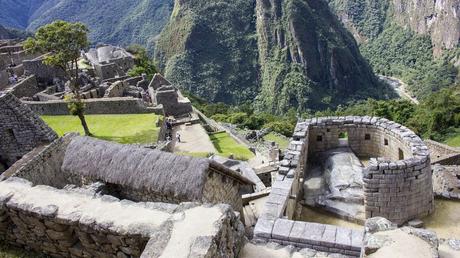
[425,140,460,165]
[25,97,163,115]
[254,116,434,255]
[202,168,244,214]
[155,88,193,117]
[0,92,57,168]
[297,117,434,225]
[23,55,66,84]
[0,70,8,88]
[0,177,245,258]
[7,75,40,99]
[104,80,126,98]
[6,134,77,187]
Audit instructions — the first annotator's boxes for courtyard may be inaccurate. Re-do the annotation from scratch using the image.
[41,114,161,144]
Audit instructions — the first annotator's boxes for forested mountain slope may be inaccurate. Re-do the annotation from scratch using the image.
[327,0,460,98]
[155,0,392,113]
[0,0,174,50]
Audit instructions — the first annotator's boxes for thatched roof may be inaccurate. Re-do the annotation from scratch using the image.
[61,137,253,201]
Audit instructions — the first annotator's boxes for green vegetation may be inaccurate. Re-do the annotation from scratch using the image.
[155,0,259,104]
[209,132,254,161]
[25,21,92,136]
[4,0,172,51]
[189,94,297,138]
[327,0,459,100]
[314,85,460,145]
[176,152,213,158]
[264,133,290,150]
[444,128,460,147]
[127,45,158,81]
[255,0,391,113]
[41,114,161,144]
[361,24,458,99]
[327,0,388,39]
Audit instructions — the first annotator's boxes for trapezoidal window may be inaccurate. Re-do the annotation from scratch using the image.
[5,129,16,140]
[398,148,404,160]
[384,139,389,146]
[316,135,323,142]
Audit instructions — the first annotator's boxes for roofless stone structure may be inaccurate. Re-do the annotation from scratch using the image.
[0,133,253,257]
[0,92,57,171]
[254,116,434,256]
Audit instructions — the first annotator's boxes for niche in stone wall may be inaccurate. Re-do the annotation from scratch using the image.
[399,148,404,160]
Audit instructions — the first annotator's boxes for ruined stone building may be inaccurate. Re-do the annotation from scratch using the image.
[84,45,134,81]
[0,95,254,257]
[148,74,193,117]
[254,116,434,256]
[0,92,57,173]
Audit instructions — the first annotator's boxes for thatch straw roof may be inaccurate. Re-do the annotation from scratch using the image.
[61,136,253,201]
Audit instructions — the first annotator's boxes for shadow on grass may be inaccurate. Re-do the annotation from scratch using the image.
[94,129,159,145]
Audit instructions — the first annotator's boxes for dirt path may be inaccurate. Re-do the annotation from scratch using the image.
[379,75,419,104]
[173,124,217,154]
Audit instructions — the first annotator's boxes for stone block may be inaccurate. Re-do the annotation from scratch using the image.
[272,219,294,241]
[320,225,337,247]
[254,219,274,239]
[334,227,352,249]
[288,221,307,242]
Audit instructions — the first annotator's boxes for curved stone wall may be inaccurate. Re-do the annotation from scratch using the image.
[294,116,434,225]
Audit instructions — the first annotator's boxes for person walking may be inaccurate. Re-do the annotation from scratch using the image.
[176,132,181,143]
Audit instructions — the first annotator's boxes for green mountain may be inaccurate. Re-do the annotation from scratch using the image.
[0,0,46,29]
[0,0,174,50]
[326,0,460,99]
[155,0,392,113]
[0,25,30,40]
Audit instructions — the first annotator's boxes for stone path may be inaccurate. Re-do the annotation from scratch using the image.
[173,124,217,154]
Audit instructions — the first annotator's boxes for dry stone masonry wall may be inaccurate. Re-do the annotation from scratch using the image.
[0,92,57,168]
[0,177,245,258]
[254,116,434,256]
[296,116,434,224]
[25,97,163,116]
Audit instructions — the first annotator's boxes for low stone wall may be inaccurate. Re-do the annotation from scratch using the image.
[5,134,77,187]
[7,75,40,99]
[104,81,126,98]
[25,97,163,115]
[0,177,245,258]
[426,140,460,165]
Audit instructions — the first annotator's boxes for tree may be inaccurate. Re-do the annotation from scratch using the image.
[126,44,157,81]
[24,21,92,136]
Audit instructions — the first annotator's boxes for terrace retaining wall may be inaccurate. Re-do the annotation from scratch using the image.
[25,97,163,116]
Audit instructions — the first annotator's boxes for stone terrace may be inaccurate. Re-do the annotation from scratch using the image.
[0,177,244,258]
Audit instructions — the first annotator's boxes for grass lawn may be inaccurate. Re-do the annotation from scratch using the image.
[41,114,161,144]
[444,128,460,147]
[209,132,255,161]
[264,132,290,150]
